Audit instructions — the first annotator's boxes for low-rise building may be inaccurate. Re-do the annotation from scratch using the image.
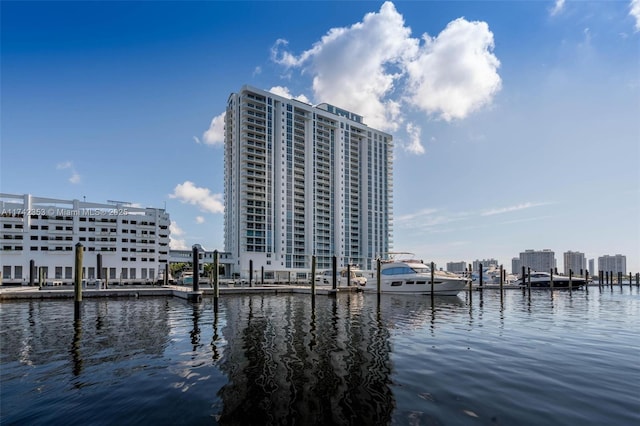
[1,193,170,285]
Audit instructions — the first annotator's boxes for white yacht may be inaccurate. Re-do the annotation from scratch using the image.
[364,259,469,295]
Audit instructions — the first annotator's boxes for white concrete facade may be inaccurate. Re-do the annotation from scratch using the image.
[563,250,586,275]
[598,254,626,275]
[224,86,393,278]
[519,249,556,273]
[0,193,170,285]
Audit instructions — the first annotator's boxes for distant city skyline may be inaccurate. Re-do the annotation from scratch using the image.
[2,1,638,272]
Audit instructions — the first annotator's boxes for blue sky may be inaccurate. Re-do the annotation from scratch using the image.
[2,1,639,272]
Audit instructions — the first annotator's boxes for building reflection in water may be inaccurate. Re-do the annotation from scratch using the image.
[216,293,395,425]
[1,292,464,425]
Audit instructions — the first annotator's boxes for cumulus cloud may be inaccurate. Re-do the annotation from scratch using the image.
[405,18,501,121]
[405,122,425,154]
[631,0,640,32]
[268,86,311,104]
[550,0,565,16]
[271,1,501,131]
[198,112,225,146]
[271,1,416,131]
[169,221,188,250]
[169,181,224,214]
[195,216,205,224]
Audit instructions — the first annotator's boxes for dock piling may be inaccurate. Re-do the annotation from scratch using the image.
[74,243,83,319]
[213,250,219,299]
[311,255,316,300]
[430,261,435,302]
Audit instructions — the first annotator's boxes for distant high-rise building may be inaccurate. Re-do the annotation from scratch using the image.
[446,261,467,273]
[598,254,626,275]
[563,251,586,275]
[519,249,555,273]
[224,85,393,277]
[512,257,522,275]
[588,258,595,275]
[473,259,498,272]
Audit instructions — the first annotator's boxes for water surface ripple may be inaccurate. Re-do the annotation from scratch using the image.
[1,287,638,425]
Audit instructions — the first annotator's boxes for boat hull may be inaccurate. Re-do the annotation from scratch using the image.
[517,279,586,288]
[362,277,468,296]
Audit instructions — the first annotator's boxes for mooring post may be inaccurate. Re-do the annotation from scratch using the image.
[499,264,504,291]
[618,272,623,288]
[569,269,573,291]
[468,264,473,300]
[97,253,102,289]
[347,264,351,287]
[527,267,531,292]
[585,270,589,294]
[376,258,381,296]
[248,260,253,287]
[192,245,200,293]
[636,272,639,287]
[550,268,554,289]
[261,266,264,286]
[629,272,633,288]
[311,255,316,298]
[74,243,83,319]
[430,261,435,302]
[29,260,35,286]
[479,263,483,290]
[164,263,169,286]
[521,266,526,291]
[213,250,219,299]
[332,256,337,290]
[38,266,44,289]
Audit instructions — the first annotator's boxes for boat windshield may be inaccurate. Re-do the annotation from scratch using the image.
[381,265,431,276]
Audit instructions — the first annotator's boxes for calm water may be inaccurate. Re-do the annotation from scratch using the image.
[1,287,639,425]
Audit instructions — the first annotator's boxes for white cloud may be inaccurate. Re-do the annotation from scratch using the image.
[271,1,501,137]
[268,86,311,104]
[395,208,438,223]
[404,18,501,121]
[481,202,548,216]
[169,220,188,250]
[69,172,81,184]
[56,161,80,184]
[631,0,640,32]
[199,112,225,146]
[170,181,224,214]
[195,216,205,224]
[550,0,565,16]
[404,122,425,154]
[170,220,184,236]
[271,1,417,132]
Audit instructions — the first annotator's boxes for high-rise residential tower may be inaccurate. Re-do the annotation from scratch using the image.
[563,250,586,275]
[598,254,627,275]
[519,249,556,273]
[224,86,393,278]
